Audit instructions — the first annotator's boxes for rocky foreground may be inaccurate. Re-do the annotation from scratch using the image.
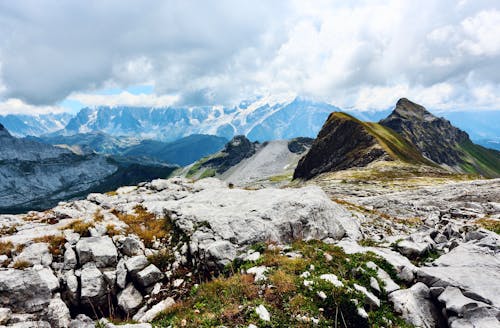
[0,177,498,327]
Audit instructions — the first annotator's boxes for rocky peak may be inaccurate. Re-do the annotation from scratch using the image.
[391,98,436,121]
[203,135,259,173]
[380,98,470,165]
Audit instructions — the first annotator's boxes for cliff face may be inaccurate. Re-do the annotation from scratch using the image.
[380,98,500,177]
[380,98,469,166]
[0,125,175,213]
[293,113,391,180]
[202,135,259,174]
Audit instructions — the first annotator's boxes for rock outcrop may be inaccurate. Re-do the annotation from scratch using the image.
[380,98,500,177]
[201,135,258,174]
[0,177,359,326]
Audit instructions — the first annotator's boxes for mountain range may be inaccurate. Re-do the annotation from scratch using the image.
[1,96,498,151]
[28,133,228,166]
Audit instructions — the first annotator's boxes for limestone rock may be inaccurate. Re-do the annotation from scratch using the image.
[319,274,343,288]
[162,184,358,267]
[118,237,145,257]
[0,307,11,325]
[389,282,440,328]
[417,240,500,308]
[247,266,268,282]
[354,283,380,308]
[35,267,59,292]
[366,261,400,293]
[116,258,128,289]
[47,295,71,328]
[135,264,164,287]
[438,286,489,315]
[118,283,143,314]
[135,297,175,323]
[63,243,77,270]
[76,236,118,268]
[69,314,95,328]
[125,255,149,274]
[0,269,51,312]
[16,243,52,267]
[256,304,270,321]
[80,266,106,304]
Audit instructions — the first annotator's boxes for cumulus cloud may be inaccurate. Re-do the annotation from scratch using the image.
[0,0,499,112]
[0,98,65,115]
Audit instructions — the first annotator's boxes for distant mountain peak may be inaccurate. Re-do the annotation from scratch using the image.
[392,98,435,120]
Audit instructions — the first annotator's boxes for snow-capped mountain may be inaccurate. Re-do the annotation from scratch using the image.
[57,95,339,142]
[0,113,73,137]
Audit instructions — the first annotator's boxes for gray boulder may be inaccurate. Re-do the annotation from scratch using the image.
[417,240,500,308]
[389,282,440,328]
[0,307,11,324]
[35,267,59,292]
[366,261,400,293]
[69,314,95,328]
[135,264,164,287]
[76,236,118,268]
[63,243,77,270]
[438,286,490,315]
[118,237,145,257]
[117,283,143,314]
[16,243,52,267]
[125,255,149,274]
[0,269,51,313]
[134,297,175,323]
[116,258,128,289]
[47,295,71,328]
[80,266,106,304]
[151,183,358,267]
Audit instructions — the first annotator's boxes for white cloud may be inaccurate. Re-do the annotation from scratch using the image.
[69,92,179,108]
[0,98,65,115]
[459,10,500,56]
[0,0,500,112]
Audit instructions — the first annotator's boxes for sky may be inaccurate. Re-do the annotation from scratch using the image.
[0,0,500,114]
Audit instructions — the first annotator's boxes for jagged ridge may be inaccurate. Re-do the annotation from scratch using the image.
[380,98,500,177]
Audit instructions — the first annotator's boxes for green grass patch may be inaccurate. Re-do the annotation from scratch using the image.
[153,240,412,327]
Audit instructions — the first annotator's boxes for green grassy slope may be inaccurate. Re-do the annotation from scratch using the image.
[458,140,500,178]
[330,113,433,167]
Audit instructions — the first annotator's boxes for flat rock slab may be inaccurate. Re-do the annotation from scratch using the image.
[418,241,500,308]
[145,182,360,266]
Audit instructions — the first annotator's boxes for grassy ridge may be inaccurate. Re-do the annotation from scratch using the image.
[329,113,432,166]
[458,140,500,178]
